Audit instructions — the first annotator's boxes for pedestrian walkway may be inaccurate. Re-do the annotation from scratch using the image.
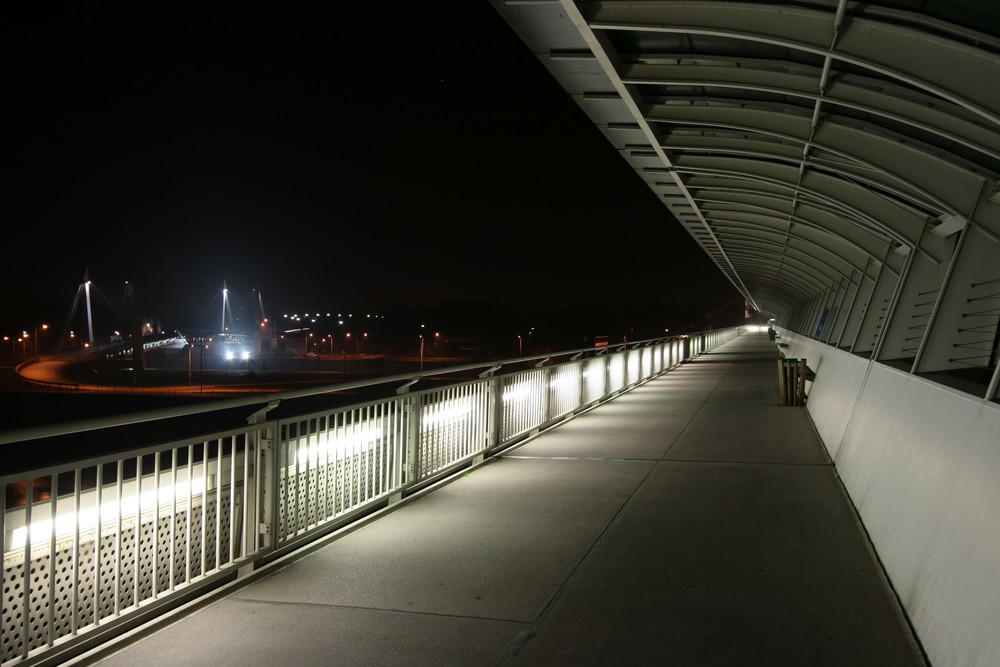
[80,333,925,666]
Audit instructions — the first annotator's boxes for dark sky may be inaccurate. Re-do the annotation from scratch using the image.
[4,4,738,333]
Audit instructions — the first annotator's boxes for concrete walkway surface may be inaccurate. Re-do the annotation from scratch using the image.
[83,333,926,666]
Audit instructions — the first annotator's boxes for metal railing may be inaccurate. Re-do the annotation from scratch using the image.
[1,325,745,666]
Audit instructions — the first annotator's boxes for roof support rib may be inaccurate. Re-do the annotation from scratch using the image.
[556,0,759,309]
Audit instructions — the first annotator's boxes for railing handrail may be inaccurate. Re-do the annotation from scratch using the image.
[0,334,698,447]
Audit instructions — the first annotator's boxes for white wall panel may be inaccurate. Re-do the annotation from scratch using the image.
[778,329,1000,667]
[780,334,869,461]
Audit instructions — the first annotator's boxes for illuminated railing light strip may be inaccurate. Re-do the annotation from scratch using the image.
[422,398,473,429]
[502,386,532,403]
[295,426,382,467]
[9,477,206,552]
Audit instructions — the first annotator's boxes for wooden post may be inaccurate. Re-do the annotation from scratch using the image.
[777,359,787,405]
[797,359,807,405]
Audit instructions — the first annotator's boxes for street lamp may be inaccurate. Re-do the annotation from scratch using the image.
[34,323,48,360]
[344,332,351,372]
[419,334,424,371]
[259,318,268,356]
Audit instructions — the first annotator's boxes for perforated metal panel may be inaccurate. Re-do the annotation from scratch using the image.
[2,490,237,663]
[500,370,547,444]
[548,363,583,420]
[583,356,608,404]
[419,381,490,479]
[278,399,407,541]
[608,354,626,393]
[627,349,641,386]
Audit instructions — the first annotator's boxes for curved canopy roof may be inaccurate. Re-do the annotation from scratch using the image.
[490,0,1000,320]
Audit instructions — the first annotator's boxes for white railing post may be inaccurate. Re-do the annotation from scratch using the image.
[538,360,553,429]
[603,351,612,400]
[479,365,504,451]
[573,353,586,412]
[388,380,419,503]
[247,402,279,556]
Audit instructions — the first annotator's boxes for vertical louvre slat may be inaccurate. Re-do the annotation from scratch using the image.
[290,427,299,538]
[355,408,363,504]
[169,448,177,593]
[46,476,57,647]
[215,438,224,560]
[153,452,161,598]
[185,444,193,584]
[72,470,84,634]
[320,417,329,523]
[364,406,372,503]
[93,464,103,625]
[303,424,312,532]
[337,416,345,520]
[280,431,289,541]
[241,438,250,560]
[21,478,33,660]
[114,460,123,617]
[133,456,141,608]
[200,445,207,580]
[229,436,237,565]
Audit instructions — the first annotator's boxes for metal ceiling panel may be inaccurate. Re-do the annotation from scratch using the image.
[490,0,1000,322]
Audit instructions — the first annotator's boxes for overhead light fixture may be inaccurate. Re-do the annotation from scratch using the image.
[987,183,1000,205]
[931,213,967,237]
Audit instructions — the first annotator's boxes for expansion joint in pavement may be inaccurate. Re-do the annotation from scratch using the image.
[231,596,529,625]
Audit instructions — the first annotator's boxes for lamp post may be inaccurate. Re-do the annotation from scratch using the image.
[343,332,351,372]
[419,334,424,371]
[34,324,48,360]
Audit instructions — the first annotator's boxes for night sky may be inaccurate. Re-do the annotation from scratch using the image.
[4,4,738,335]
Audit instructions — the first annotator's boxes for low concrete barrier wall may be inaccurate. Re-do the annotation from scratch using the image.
[778,330,1000,667]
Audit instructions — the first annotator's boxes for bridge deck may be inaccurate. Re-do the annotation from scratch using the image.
[82,333,925,666]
